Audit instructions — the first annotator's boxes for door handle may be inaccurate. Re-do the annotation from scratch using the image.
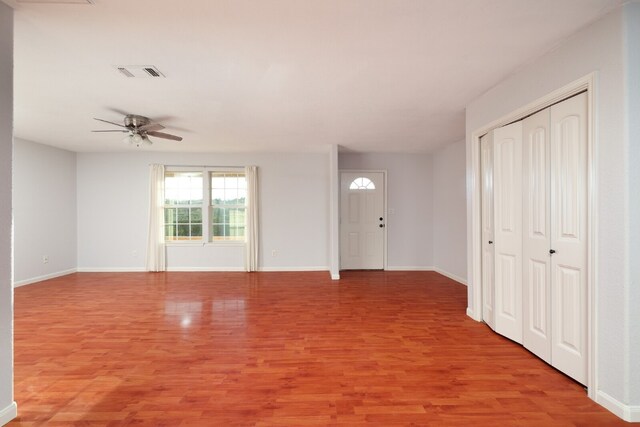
[550,249,556,254]
[488,241,493,244]
[379,224,385,228]
[379,217,384,221]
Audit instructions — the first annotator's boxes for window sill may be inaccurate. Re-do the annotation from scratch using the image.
[165,241,246,247]
[205,241,246,247]
[165,241,205,247]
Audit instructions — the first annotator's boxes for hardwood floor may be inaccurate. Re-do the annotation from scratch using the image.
[9,271,627,426]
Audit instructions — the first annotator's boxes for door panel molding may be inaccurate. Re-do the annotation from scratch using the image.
[550,92,588,384]
[523,108,552,363]
[480,132,496,330]
[493,121,523,344]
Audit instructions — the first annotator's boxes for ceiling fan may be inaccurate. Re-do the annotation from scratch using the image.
[92,114,183,147]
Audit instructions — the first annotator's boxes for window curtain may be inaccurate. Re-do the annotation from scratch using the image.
[245,165,259,272]
[146,164,166,272]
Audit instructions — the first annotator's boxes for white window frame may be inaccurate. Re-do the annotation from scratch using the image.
[164,168,206,244]
[164,166,246,246]
[210,170,247,244]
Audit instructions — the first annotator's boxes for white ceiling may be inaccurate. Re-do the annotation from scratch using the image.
[10,0,621,153]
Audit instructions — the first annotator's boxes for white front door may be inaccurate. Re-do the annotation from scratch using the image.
[493,121,523,344]
[340,172,385,270]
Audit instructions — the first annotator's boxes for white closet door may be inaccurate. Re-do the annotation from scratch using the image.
[522,109,552,363]
[550,92,588,384]
[493,121,523,344]
[480,132,496,330]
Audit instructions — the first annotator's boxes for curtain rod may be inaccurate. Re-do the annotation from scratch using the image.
[151,164,245,168]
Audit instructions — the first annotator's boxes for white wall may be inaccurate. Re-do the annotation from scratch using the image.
[13,139,77,286]
[466,5,637,415]
[624,1,640,407]
[77,151,329,271]
[432,140,467,283]
[339,153,434,269]
[0,2,15,425]
[328,145,340,279]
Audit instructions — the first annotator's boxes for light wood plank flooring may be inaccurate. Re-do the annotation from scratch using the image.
[9,271,628,426]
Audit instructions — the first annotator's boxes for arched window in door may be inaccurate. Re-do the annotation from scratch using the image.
[349,177,375,190]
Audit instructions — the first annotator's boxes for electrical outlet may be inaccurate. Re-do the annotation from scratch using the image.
[271,250,279,257]
[42,255,49,264]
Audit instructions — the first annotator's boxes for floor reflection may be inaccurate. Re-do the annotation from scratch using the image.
[164,301,202,329]
[211,299,246,326]
[163,298,247,329]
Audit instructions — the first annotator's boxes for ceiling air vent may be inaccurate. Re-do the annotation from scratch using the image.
[143,67,162,77]
[117,67,135,78]
[115,65,165,78]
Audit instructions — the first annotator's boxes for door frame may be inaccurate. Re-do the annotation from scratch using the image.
[467,73,597,399]
[339,169,388,271]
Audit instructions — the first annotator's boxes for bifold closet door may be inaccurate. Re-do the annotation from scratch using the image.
[523,108,552,363]
[522,92,588,384]
[550,92,588,385]
[480,132,495,330]
[492,121,523,344]
[484,92,587,384]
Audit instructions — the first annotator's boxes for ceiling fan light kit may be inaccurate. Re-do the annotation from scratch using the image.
[92,114,183,148]
[125,133,150,147]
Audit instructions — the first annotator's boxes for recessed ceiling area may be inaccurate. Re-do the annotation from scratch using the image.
[10,0,622,153]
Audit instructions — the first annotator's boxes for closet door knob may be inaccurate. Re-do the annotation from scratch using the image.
[488,241,493,244]
[549,249,556,254]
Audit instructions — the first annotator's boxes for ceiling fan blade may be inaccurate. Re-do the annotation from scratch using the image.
[107,107,132,117]
[148,115,173,123]
[146,131,183,142]
[94,118,126,128]
[138,123,165,132]
[91,130,129,133]
[146,116,190,132]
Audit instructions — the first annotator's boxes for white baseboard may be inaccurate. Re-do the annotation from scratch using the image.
[13,268,76,287]
[385,266,434,271]
[466,306,483,322]
[76,267,146,273]
[0,402,17,426]
[258,266,329,272]
[596,391,640,422]
[75,267,331,273]
[384,266,467,286]
[166,267,245,272]
[432,267,467,285]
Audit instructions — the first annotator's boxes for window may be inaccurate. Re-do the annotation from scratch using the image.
[164,169,246,243]
[164,172,204,241]
[349,177,375,190]
[211,172,247,241]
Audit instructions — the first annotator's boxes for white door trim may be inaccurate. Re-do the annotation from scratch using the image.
[339,169,388,270]
[467,72,597,399]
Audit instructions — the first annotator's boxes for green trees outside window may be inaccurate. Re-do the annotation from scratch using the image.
[211,172,246,241]
[163,170,247,242]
